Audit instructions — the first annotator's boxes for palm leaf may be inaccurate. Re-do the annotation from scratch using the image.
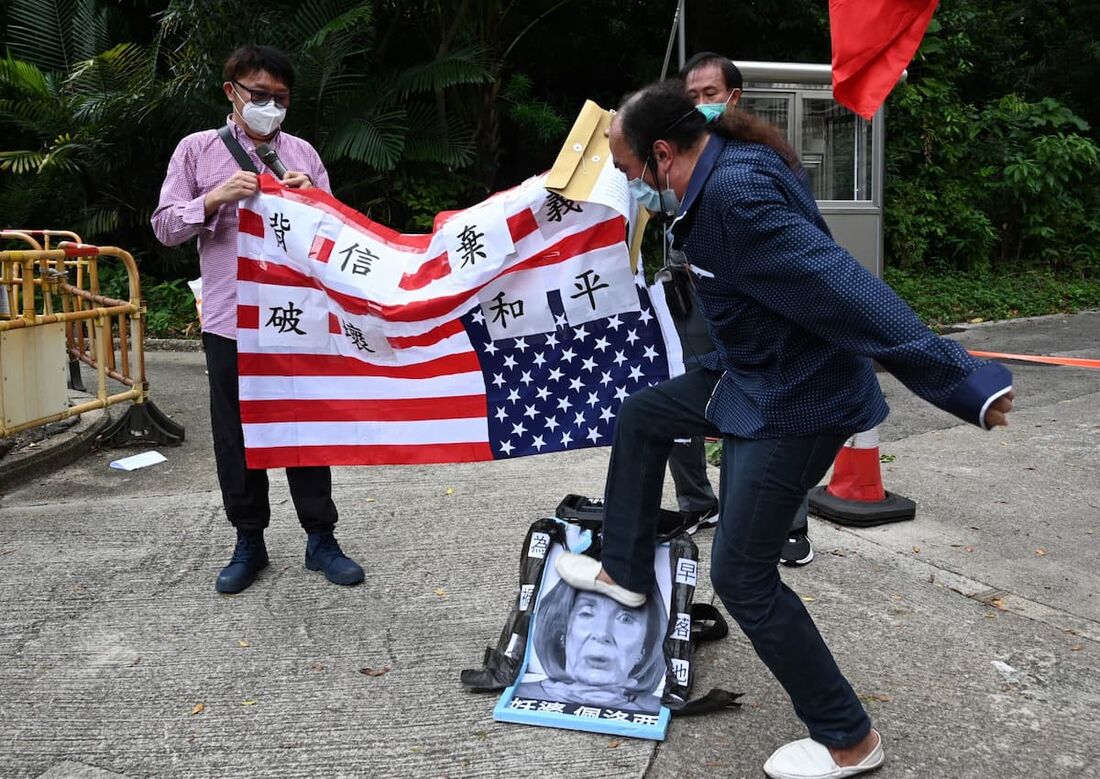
[0,97,69,133]
[68,43,155,98]
[5,0,78,73]
[0,56,52,97]
[293,0,375,50]
[69,0,112,61]
[0,149,49,174]
[321,107,407,169]
[73,205,121,240]
[403,103,475,167]
[38,133,88,173]
[391,46,495,98]
[293,36,367,115]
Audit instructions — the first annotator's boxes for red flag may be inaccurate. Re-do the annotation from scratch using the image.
[829,0,938,119]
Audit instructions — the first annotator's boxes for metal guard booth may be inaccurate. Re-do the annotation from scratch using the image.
[733,63,918,527]
[734,60,895,278]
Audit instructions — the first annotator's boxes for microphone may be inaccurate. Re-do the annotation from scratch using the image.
[255,143,288,180]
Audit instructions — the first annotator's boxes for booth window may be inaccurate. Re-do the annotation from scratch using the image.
[734,63,887,275]
[801,97,872,202]
[741,89,875,203]
[740,95,791,138]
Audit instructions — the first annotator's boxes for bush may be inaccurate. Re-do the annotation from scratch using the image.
[885,267,1100,328]
[887,88,1100,276]
[97,265,199,338]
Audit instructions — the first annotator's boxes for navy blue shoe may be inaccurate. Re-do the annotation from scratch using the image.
[305,532,364,586]
[215,531,269,594]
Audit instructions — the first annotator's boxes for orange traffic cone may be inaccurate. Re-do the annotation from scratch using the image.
[808,427,916,527]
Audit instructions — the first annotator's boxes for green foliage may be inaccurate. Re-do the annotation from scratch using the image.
[143,277,199,337]
[5,0,112,74]
[96,265,199,337]
[500,73,565,144]
[384,168,486,232]
[0,0,507,280]
[3,0,1100,325]
[885,267,1100,329]
[885,9,1100,277]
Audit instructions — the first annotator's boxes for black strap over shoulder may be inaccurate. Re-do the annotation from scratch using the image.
[658,262,695,321]
[217,125,258,173]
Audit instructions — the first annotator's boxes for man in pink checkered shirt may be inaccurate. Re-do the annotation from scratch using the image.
[152,45,363,595]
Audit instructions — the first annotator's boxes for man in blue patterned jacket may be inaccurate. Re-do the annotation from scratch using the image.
[674,50,817,566]
[557,80,1014,779]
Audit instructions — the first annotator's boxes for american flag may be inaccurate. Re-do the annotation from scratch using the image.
[236,174,675,468]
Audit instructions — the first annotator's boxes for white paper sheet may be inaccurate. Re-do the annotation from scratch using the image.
[109,451,167,471]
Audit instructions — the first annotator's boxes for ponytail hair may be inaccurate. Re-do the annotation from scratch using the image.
[713,110,800,170]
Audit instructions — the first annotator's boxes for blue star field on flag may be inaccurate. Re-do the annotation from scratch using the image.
[462,285,670,459]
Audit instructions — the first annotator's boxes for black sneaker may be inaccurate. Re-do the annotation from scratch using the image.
[780,530,814,567]
[684,504,720,535]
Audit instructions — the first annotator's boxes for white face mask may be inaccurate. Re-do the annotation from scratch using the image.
[234,86,286,136]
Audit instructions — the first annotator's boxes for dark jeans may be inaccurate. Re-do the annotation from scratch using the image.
[203,333,338,534]
[663,280,808,531]
[601,368,870,747]
[668,437,810,534]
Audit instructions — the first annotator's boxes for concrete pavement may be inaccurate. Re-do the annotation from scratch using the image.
[0,312,1098,778]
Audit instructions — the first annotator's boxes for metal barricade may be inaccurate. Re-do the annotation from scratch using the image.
[0,237,184,446]
[2,229,89,389]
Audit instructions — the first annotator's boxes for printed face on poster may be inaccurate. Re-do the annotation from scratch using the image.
[494,543,673,740]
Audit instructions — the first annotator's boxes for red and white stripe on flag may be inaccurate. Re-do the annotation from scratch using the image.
[236,174,666,468]
[829,0,938,120]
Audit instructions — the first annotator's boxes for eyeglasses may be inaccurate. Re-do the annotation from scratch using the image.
[232,80,290,108]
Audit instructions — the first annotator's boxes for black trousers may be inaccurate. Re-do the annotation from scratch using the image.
[663,274,720,512]
[203,333,338,534]
[667,435,718,512]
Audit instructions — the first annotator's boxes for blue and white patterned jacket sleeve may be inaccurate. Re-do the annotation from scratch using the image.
[718,165,1012,429]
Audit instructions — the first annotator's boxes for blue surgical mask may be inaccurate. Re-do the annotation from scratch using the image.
[628,176,664,212]
[628,160,680,215]
[695,92,734,123]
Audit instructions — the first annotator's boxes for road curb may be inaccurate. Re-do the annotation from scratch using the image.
[143,337,203,352]
[0,393,116,493]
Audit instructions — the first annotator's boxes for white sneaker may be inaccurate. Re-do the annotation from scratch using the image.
[684,505,720,535]
[553,553,646,607]
[764,730,883,779]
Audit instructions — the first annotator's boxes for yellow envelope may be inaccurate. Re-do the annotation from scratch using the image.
[545,99,612,200]
[546,100,647,272]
